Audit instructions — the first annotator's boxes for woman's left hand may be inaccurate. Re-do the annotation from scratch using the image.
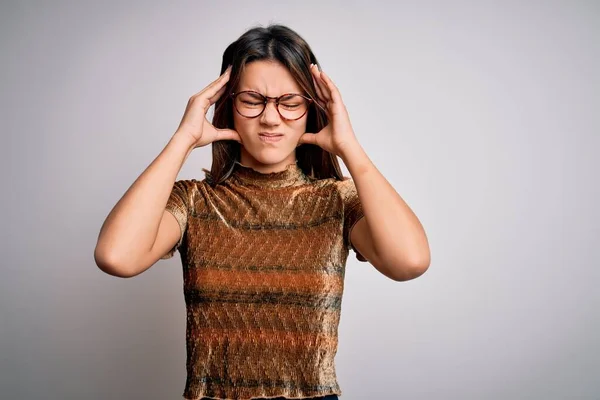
[298,64,359,158]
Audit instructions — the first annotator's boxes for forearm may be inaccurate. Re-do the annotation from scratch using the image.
[340,141,430,270]
[94,132,195,269]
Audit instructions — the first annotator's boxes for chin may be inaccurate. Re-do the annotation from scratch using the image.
[245,147,296,166]
[255,152,291,165]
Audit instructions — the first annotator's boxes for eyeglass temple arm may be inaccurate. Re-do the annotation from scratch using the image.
[311,98,327,113]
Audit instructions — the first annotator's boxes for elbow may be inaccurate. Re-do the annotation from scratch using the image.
[410,253,431,278]
[371,238,430,282]
[386,255,431,282]
[94,246,138,278]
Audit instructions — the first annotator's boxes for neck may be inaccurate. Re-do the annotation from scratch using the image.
[231,160,307,189]
[239,149,297,174]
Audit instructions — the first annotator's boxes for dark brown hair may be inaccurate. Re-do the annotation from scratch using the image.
[203,24,345,186]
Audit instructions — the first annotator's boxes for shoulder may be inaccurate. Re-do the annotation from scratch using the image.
[171,178,211,207]
[331,176,358,198]
[310,175,352,187]
[174,178,210,190]
[170,178,205,196]
[300,176,358,207]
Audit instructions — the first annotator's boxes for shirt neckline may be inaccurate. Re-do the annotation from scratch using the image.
[231,160,308,189]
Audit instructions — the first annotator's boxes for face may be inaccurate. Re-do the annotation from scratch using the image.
[233,60,308,173]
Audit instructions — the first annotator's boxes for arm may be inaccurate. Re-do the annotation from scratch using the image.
[301,63,430,281]
[94,66,239,278]
[94,133,195,278]
[342,142,431,281]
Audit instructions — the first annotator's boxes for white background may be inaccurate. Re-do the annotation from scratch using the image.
[1,1,598,398]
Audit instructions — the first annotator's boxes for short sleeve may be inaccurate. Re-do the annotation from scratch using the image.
[161,180,190,260]
[338,177,368,262]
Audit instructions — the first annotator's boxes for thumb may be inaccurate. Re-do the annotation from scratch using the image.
[216,128,242,143]
[298,132,318,146]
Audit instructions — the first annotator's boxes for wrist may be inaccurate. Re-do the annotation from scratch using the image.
[168,131,197,161]
[338,139,364,162]
[339,141,373,177]
[171,130,197,150]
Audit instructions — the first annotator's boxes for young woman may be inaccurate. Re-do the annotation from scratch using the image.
[95,24,430,400]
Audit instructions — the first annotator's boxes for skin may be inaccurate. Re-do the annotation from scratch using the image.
[234,60,431,281]
[233,60,309,173]
[303,63,431,281]
[94,58,430,281]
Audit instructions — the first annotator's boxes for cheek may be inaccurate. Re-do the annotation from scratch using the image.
[233,114,254,136]
[290,118,308,136]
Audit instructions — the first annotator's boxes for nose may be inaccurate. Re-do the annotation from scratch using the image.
[260,99,281,125]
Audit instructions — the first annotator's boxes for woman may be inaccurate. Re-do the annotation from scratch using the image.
[95,24,430,400]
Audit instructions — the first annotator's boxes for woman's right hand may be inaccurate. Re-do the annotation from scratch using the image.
[175,65,241,148]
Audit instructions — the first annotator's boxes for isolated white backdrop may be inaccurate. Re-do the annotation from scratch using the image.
[1,1,598,399]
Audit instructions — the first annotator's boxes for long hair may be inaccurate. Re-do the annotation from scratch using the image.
[203,24,345,186]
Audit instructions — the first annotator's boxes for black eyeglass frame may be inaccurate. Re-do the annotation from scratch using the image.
[230,90,327,121]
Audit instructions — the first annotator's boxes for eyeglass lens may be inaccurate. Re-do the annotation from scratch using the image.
[234,92,309,119]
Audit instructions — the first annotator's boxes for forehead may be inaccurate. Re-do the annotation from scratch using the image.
[237,60,303,94]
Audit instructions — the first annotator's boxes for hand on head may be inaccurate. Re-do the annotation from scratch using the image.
[175,65,242,149]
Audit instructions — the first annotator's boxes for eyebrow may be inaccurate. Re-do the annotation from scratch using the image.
[239,88,303,95]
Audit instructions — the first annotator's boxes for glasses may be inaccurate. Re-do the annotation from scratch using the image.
[230,90,325,120]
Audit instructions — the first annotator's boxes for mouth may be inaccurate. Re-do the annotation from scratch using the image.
[258,132,284,143]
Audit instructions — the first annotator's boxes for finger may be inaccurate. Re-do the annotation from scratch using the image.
[310,67,330,114]
[191,71,228,98]
[311,64,330,102]
[312,97,328,114]
[298,132,318,146]
[203,66,232,98]
[216,127,242,143]
[311,78,327,108]
[310,64,323,97]
[195,65,232,100]
[317,73,332,102]
[319,70,343,104]
[311,64,331,102]
[208,83,228,105]
[312,76,327,106]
